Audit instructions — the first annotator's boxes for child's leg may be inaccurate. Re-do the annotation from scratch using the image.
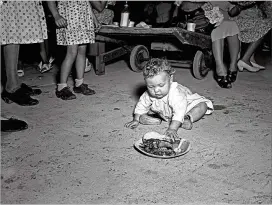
[59,44,78,86]
[226,34,240,72]
[74,44,87,81]
[181,102,208,130]
[73,44,95,95]
[55,45,78,100]
[40,40,49,64]
[139,113,162,125]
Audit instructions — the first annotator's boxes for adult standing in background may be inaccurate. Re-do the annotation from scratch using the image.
[1,1,47,106]
[229,1,272,71]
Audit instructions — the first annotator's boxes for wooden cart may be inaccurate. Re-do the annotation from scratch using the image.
[88,26,213,80]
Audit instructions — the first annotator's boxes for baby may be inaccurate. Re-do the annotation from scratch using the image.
[125,58,214,139]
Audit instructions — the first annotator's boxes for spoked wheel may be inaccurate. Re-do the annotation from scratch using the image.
[193,50,211,80]
[129,45,150,72]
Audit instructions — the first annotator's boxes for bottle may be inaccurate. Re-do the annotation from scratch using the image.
[120,1,130,27]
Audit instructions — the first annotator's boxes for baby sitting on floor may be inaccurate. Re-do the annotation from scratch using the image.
[125,58,214,140]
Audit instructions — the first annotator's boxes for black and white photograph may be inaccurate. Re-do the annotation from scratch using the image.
[1,0,271,204]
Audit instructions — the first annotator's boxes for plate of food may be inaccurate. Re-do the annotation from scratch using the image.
[134,131,191,159]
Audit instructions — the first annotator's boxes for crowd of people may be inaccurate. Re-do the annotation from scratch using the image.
[1,1,271,132]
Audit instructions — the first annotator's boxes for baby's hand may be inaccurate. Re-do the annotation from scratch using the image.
[124,120,139,129]
[164,129,178,140]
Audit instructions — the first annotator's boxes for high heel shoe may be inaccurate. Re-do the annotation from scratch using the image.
[215,75,232,89]
[237,60,260,72]
[227,71,238,83]
[250,55,265,69]
[250,61,265,69]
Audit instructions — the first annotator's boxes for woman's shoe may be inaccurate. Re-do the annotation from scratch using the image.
[237,60,260,72]
[250,61,265,69]
[1,88,39,106]
[1,118,28,132]
[227,71,238,83]
[250,55,265,69]
[21,83,42,96]
[38,62,53,73]
[215,75,232,89]
[85,59,93,73]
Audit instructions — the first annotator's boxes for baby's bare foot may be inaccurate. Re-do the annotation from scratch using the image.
[181,116,193,130]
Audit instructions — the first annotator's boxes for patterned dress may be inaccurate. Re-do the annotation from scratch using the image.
[0,1,48,45]
[203,2,239,42]
[231,1,272,43]
[56,1,95,45]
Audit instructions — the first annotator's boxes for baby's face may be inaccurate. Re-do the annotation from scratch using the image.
[145,71,172,99]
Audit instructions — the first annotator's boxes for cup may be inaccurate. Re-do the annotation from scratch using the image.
[187,22,196,32]
[128,21,135,27]
[113,22,119,26]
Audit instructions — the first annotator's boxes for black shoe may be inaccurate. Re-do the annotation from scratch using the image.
[1,118,28,132]
[215,75,232,89]
[21,83,42,96]
[73,84,95,95]
[227,71,238,83]
[56,87,76,100]
[1,88,39,106]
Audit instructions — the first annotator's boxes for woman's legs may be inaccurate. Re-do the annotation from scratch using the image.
[241,36,264,65]
[2,44,40,105]
[227,34,240,72]
[3,44,20,92]
[212,39,227,76]
[212,38,232,88]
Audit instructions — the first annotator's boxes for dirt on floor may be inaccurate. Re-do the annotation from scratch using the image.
[1,55,272,204]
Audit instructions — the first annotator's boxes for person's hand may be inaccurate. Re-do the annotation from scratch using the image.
[124,120,139,129]
[54,14,67,28]
[164,129,178,140]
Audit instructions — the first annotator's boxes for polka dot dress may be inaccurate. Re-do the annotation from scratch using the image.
[0,1,48,45]
[56,1,95,45]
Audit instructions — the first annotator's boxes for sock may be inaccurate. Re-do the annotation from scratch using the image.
[57,83,67,91]
[75,78,83,87]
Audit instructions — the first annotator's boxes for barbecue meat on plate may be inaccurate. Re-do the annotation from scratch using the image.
[140,131,180,156]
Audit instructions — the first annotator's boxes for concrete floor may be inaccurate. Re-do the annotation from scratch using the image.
[1,49,272,203]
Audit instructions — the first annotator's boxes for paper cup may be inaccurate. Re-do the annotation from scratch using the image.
[128,21,135,27]
[187,23,196,32]
[113,22,119,26]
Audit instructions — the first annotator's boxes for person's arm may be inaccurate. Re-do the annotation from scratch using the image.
[228,5,242,17]
[90,1,107,12]
[47,1,67,28]
[165,90,187,139]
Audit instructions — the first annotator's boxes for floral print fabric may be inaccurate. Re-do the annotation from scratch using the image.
[56,1,95,45]
[0,1,48,45]
[230,1,272,43]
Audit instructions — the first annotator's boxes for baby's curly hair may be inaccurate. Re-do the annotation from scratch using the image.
[143,58,175,79]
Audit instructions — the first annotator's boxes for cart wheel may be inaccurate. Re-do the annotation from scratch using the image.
[130,45,149,72]
[193,50,210,80]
